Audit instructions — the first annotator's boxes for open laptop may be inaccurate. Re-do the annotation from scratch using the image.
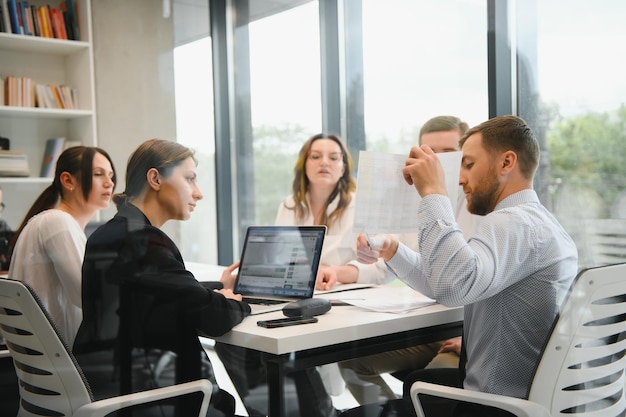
[234,225,326,315]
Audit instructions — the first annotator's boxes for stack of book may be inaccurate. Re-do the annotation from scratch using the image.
[0,150,29,177]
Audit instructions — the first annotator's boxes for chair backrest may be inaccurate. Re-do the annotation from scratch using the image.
[0,278,93,416]
[528,262,626,416]
[583,219,626,267]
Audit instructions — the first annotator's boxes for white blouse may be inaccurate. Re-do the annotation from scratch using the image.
[8,209,86,347]
[275,192,392,285]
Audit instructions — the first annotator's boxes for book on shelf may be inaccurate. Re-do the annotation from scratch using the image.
[2,1,9,34]
[60,0,78,40]
[29,4,38,36]
[0,2,6,33]
[6,0,19,34]
[40,137,65,177]
[0,150,29,177]
[18,1,32,36]
[37,4,50,37]
[50,7,66,39]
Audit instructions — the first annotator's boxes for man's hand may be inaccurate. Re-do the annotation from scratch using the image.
[356,233,399,262]
[438,336,462,356]
[402,145,448,197]
[219,260,240,291]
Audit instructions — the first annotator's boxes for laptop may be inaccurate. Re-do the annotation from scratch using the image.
[234,226,326,315]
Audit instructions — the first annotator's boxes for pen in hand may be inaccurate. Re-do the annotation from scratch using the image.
[359,232,383,264]
[364,232,386,251]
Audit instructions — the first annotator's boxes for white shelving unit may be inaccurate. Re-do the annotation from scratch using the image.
[0,0,96,228]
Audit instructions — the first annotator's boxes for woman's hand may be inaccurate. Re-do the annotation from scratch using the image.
[219,260,240,291]
[216,288,243,301]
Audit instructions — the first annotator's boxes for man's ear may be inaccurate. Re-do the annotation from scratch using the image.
[147,168,161,190]
[500,151,517,174]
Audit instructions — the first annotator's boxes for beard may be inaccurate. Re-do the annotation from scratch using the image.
[466,168,500,216]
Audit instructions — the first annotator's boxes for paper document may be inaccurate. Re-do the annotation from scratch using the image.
[314,282,375,295]
[353,151,462,233]
[338,286,436,314]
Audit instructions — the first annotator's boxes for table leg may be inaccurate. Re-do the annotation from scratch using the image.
[266,359,287,417]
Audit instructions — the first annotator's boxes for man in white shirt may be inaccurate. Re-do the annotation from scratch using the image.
[339,116,479,404]
[356,115,578,417]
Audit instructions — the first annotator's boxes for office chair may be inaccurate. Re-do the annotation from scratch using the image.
[411,262,626,417]
[0,278,213,417]
[582,218,626,267]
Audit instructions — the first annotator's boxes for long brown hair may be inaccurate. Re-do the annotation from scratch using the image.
[285,133,356,228]
[9,146,116,259]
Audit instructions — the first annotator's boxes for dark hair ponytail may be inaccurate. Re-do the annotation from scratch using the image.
[8,146,116,265]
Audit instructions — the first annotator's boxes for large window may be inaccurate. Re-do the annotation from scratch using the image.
[362,0,488,153]
[518,0,626,268]
[248,2,322,227]
[174,36,218,264]
[169,0,626,267]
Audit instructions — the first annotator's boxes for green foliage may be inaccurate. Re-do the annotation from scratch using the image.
[548,104,626,183]
[252,123,311,225]
[548,104,626,211]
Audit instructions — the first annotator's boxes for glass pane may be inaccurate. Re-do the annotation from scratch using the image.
[174,35,217,264]
[362,0,489,153]
[248,1,322,226]
[530,0,626,269]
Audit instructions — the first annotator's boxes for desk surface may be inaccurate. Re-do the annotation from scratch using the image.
[214,287,464,356]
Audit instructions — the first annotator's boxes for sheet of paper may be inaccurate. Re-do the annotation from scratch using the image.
[335,286,436,314]
[353,150,462,233]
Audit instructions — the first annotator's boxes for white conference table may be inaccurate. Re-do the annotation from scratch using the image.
[213,286,464,417]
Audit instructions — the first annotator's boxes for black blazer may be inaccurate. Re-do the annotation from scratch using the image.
[73,202,250,407]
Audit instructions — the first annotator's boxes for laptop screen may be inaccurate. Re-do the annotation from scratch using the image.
[234,226,326,299]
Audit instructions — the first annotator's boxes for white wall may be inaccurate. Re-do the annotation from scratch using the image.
[91,0,179,240]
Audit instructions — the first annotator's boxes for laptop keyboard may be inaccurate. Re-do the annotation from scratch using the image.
[243,297,286,306]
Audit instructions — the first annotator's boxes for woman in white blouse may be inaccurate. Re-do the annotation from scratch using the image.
[8,146,116,347]
[275,132,390,289]
[225,133,396,417]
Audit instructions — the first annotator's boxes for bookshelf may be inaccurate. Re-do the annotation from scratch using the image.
[0,0,96,228]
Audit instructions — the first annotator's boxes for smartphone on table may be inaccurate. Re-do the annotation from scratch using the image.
[257,316,318,328]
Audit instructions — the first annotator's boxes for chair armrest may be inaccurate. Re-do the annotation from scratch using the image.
[72,379,212,417]
[410,382,551,417]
